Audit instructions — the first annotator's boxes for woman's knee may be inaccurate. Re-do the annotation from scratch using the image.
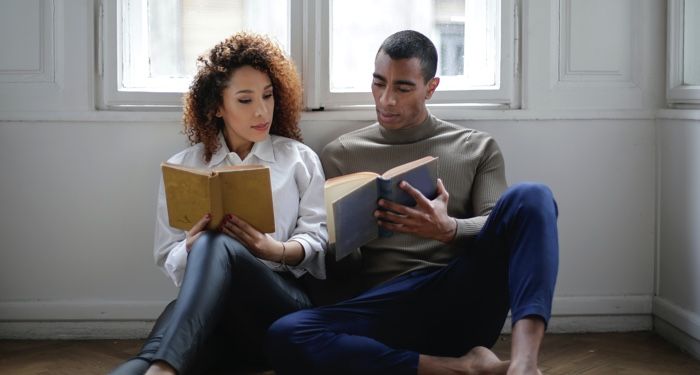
[190,231,253,265]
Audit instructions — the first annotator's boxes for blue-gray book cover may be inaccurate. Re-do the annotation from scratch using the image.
[330,156,438,260]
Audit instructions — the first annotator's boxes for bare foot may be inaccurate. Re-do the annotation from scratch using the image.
[506,361,542,375]
[418,347,509,374]
[144,361,176,375]
[459,346,509,374]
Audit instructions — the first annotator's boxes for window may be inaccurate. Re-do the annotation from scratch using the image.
[98,0,516,109]
[668,0,700,106]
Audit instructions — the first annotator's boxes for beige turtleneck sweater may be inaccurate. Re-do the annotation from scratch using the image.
[321,114,508,288]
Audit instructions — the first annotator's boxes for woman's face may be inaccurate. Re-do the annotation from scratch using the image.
[217,65,274,155]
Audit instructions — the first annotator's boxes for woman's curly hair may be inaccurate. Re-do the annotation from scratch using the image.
[183,32,303,162]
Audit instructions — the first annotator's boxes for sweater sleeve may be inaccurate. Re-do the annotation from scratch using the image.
[453,136,508,243]
[320,138,345,179]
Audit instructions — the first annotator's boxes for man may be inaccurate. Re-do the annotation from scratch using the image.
[267,30,559,375]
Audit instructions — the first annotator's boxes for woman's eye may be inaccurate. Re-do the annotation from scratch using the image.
[263,93,273,99]
[238,99,252,104]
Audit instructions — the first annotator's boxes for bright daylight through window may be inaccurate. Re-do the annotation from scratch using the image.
[103,0,511,109]
[330,0,500,93]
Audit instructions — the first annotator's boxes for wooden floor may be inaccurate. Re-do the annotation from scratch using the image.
[1,332,699,374]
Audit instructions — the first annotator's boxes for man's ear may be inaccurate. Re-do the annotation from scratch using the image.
[425,77,440,99]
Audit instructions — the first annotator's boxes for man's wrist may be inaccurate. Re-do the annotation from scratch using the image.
[440,217,458,243]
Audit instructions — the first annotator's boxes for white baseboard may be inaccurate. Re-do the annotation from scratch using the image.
[0,300,171,321]
[653,297,700,360]
[654,317,700,361]
[653,297,700,341]
[0,321,155,340]
[0,315,653,339]
[551,295,652,315]
[0,295,654,339]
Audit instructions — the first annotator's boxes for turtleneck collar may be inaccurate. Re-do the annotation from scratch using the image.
[376,112,439,145]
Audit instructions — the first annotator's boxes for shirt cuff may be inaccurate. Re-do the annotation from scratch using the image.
[164,240,188,287]
[453,216,487,244]
[287,237,325,279]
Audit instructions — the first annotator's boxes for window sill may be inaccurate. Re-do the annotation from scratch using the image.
[0,108,659,123]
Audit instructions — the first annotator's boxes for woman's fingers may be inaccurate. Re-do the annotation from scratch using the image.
[186,213,211,253]
[188,213,211,237]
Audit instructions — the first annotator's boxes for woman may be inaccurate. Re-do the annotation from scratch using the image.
[111,33,327,375]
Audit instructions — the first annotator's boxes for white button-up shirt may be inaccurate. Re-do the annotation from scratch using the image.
[154,133,327,287]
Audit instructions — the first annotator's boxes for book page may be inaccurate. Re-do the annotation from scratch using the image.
[381,156,436,179]
[162,162,215,177]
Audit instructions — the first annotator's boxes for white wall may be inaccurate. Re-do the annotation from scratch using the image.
[0,0,668,338]
[654,111,700,359]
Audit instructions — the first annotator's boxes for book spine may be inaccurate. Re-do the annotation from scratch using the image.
[209,174,224,230]
[377,178,393,238]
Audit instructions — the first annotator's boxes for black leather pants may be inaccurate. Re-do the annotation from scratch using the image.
[109,231,313,374]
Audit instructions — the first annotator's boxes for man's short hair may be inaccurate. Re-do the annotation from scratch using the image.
[377,30,438,83]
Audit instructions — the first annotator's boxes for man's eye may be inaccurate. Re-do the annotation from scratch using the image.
[372,81,385,87]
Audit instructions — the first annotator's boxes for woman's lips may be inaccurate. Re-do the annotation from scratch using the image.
[252,122,270,131]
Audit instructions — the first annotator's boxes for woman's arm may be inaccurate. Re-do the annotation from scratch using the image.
[283,147,329,279]
[153,178,189,287]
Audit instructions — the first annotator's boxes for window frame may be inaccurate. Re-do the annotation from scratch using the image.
[667,0,700,107]
[97,0,519,110]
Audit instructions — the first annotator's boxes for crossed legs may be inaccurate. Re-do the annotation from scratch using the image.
[110,232,312,375]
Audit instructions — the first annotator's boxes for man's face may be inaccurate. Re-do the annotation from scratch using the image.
[371,51,439,130]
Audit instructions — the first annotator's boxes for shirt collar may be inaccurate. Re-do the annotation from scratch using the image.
[208,132,276,168]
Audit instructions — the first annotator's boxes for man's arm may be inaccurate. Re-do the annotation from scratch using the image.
[452,136,507,242]
[375,136,507,243]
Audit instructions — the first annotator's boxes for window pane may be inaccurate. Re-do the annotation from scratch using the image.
[120,0,289,92]
[684,0,700,85]
[330,0,499,93]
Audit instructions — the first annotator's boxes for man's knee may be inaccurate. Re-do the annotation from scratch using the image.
[267,311,306,349]
[266,311,315,371]
[503,182,557,216]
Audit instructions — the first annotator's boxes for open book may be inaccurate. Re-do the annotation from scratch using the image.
[161,162,275,233]
[324,156,438,260]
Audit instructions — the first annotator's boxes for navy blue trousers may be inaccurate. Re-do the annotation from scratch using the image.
[109,232,312,375]
[266,183,559,375]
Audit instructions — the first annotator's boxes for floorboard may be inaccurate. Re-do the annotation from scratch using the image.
[1,332,699,374]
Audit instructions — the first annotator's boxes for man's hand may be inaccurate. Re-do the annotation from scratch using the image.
[375,178,457,243]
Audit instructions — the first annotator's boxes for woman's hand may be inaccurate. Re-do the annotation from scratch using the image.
[219,214,282,261]
[186,213,211,253]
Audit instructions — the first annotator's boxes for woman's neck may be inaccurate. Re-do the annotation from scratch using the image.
[223,129,253,160]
